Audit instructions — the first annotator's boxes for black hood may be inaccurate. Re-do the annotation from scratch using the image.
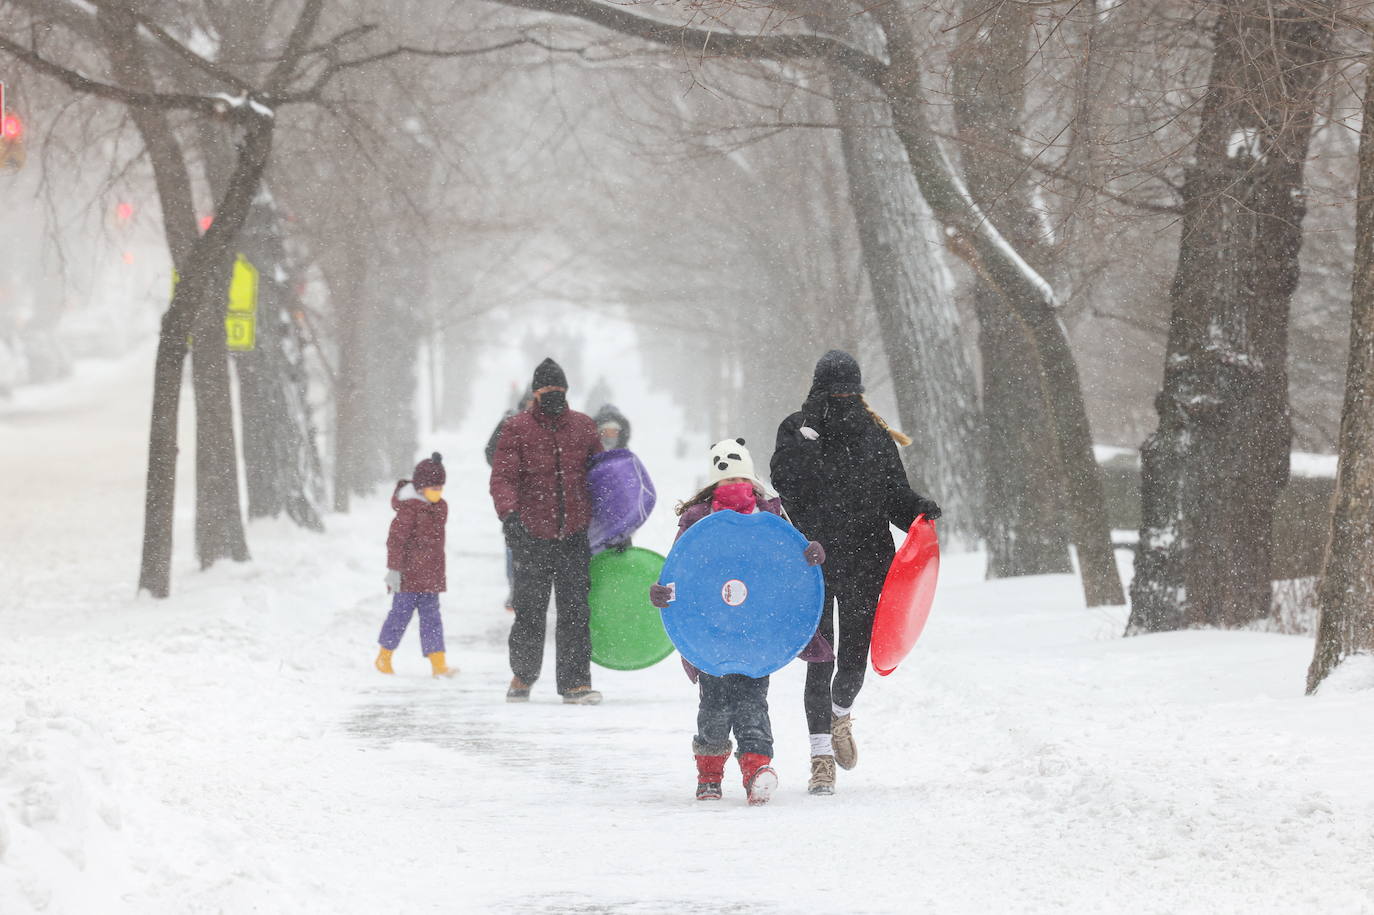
[808,349,865,398]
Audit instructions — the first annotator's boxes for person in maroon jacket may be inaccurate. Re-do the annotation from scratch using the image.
[375,453,457,678]
[490,358,604,704]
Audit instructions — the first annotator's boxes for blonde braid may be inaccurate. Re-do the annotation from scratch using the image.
[860,395,913,447]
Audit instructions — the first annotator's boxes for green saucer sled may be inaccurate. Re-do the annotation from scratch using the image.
[588,546,675,670]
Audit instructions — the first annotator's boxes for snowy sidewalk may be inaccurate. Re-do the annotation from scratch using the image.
[3,354,1374,913]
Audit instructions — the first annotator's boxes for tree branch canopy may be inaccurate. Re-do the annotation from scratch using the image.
[480,0,888,83]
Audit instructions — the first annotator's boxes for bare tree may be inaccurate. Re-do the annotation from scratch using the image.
[1129,0,1334,632]
[1306,57,1374,692]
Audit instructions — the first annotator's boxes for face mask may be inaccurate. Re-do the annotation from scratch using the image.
[422,487,443,503]
[711,481,757,514]
[539,391,567,415]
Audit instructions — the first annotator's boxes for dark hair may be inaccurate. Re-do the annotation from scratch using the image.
[674,480,767,516]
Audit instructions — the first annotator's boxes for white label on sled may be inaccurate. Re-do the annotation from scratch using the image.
[721,579,748,606]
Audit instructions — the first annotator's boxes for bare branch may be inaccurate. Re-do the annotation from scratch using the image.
[0,32,236,117]
[479,0,888,83]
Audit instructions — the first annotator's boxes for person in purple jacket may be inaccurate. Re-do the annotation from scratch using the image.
[649,438,827,805]
[374,453,457,678]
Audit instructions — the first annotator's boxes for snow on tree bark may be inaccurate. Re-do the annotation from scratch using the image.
[950,0,1072,577]
[864,1,1123,605]
[1306,59,1374,691]
[1129,1,1331,632]
[828,60,982,542]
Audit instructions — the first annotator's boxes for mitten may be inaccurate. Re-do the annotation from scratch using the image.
[803,540,826,566]
[916,499,943,521]
[502,512,525,544]
[649,582,675,609]
[384,569,401,593]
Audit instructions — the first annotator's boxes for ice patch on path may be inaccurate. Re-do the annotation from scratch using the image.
[1316,654,1374,694]
[0,700,134,914]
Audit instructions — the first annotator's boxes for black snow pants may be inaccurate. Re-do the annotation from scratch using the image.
[508,530,593,694]
[695,672,773,758]
[804,551,888,735]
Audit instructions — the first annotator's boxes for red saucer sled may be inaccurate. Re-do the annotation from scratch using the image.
[870,515,940,676]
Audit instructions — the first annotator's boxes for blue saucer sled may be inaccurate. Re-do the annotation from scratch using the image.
[658,511,824,678]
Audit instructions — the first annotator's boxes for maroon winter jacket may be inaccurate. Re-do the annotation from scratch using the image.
[489,407,603,540]
[387,482,448,592]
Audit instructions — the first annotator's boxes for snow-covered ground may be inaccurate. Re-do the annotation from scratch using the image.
[3,349,1373,914]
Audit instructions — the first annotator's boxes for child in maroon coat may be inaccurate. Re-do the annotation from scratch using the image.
[375,453,456,678]
[650,439,827,805]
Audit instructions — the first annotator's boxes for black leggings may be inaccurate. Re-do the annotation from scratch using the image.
[804,555,887,735]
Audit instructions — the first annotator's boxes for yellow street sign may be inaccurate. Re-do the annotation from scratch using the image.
[228,254,258,313]
[226,313,256,351]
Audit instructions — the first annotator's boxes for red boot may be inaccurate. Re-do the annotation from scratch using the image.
[738,753,778,806]
[695,754,728,800]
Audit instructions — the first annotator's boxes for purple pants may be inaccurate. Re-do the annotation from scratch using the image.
[378,592,445,654]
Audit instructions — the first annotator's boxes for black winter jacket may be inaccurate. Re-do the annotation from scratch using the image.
[771,404,929,565]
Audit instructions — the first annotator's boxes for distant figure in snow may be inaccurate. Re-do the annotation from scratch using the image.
[375,453,457,678]
[770,350,941,796]
[592,402,631,452]
[490,358,604,705]
[591,402,635,552]
[487,385,535,611]
[649,438,829,805]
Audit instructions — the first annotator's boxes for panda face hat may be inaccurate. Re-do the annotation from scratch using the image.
[708,438,761,487]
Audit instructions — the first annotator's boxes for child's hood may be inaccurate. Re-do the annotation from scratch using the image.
[391,480,430,510]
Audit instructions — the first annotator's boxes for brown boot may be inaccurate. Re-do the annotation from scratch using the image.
[506,677,532,702]
[808,755,836,795]
[832,714,858,770]
[562,686,603,705]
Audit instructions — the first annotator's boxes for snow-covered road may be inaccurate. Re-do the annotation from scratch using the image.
[3,352,1373,914]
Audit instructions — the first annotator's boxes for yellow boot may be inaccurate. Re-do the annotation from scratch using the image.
[428,652,458,678]
[375,647,394,674]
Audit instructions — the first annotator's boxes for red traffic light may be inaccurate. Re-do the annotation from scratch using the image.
[1,114,22,142]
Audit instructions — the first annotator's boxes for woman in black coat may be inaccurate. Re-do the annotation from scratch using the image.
[770,350,941,796]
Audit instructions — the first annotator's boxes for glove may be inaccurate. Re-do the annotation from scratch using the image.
[916,499,943,521]
[609,536,631,554]
[803,540,826,566]
[799,394,826,440]
[501,512,525,545]
[649,582,675,609]
[384,569,401,593]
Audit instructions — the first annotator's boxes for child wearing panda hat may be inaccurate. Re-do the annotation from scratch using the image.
[649,438,828,805]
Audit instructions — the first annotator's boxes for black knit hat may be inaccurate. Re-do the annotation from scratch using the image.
[532,357,568,390]
[412,452,445,489]
[810,349,864,396]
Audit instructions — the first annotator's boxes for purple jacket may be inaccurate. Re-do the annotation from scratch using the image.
[675,496,784,541]
[387,482,447,593]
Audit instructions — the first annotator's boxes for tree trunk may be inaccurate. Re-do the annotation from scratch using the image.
[329,225,371,513]
[191,242,251,567]
[814,14,981,543]
[866,1,1123,605]
[98,5,200,598]
[1306,60,1374,691]
[1129,1,1331,633]
[233,203,326,530]
[950,0,1072,577]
